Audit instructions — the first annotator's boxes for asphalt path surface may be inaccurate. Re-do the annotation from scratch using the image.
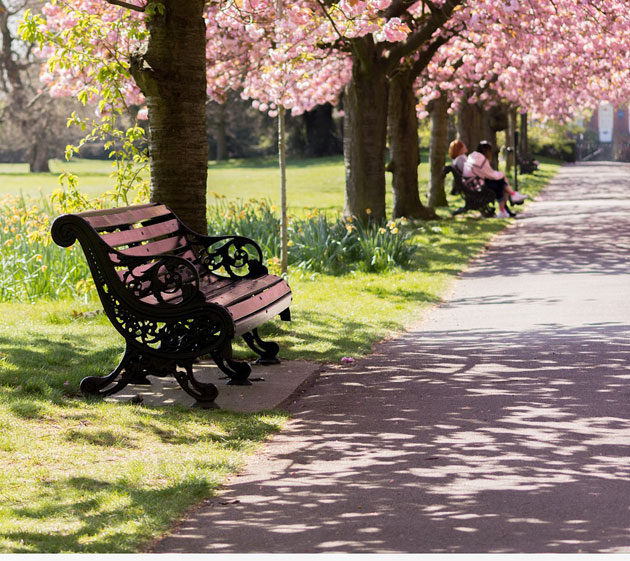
[153,162,630,553]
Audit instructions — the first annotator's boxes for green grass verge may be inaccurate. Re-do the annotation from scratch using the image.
[0,158,560,552]
[0,301,287,553]
[0,154,430,215]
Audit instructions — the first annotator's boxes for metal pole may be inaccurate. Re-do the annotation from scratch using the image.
[278,106,288,275]
[277,0,288,275]
[513,130,519,192]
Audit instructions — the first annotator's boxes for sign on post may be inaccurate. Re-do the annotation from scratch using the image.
[598,102,614,143]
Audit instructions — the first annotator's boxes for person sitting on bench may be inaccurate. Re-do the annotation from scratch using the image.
[449,138,468,174]
[463,140,528,218]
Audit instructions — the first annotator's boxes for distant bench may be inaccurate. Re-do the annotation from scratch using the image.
[444,164,496,217]
[51,203,292,408]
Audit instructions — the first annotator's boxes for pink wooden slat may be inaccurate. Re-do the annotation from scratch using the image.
[100,218,181,248]
[82,205,172,230]
[233,293,293,336]
[203,275,282,307]
[226,280,292,321]
[119,235,189,257]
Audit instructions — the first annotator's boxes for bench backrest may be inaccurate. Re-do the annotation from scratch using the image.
[52,203,212,310]
[78,203,194,261]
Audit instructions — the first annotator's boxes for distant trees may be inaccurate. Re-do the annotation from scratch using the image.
[0,0,68,171]
[206,94,342,161]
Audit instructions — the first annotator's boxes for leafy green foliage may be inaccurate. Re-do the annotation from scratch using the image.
[0,195,92,302]
[289,213,415,274]
[527,120,582,161]
[19,7,150,213]
[207,199,416,275]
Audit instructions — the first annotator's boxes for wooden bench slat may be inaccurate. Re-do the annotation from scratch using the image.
[118,235,190,258]
[202,275,283,307]
[234,292,293,336]
[100,218,181,248]
[83,205,173,230]
[227,280,292,321]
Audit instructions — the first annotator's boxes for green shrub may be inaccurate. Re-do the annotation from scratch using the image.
[207,197,281,263]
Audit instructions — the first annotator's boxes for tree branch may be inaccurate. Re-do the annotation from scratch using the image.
[104,0,146,12]
[384,0,462,73]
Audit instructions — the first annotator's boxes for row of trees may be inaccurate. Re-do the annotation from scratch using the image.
[16,0,630,233]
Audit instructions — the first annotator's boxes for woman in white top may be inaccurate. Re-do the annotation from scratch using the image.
[463,140,527,218]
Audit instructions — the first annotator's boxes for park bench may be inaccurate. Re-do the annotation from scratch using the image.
[444,164,497,217]
[518,154,539,174]
[51,203,292,408]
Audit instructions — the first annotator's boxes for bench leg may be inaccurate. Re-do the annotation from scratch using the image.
[173,361,219,408]
[80,347,139,397]
[211,342,252,386]
[243,328,280,365]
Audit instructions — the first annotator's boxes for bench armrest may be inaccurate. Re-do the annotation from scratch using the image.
[186,232,269,279]
[109,248,203,308]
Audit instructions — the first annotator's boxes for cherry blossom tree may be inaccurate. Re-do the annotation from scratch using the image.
[24,0,630,229]
[414,0,630,201]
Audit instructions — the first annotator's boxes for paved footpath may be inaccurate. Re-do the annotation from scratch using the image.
[153,162,630,553]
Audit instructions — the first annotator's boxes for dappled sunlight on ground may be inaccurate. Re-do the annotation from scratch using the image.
[159,322,629,553]
[153,163,630,554]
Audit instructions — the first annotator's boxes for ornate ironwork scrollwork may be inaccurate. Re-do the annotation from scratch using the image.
[103,292,226,358]
[113,251,201,306]
[188,234,268,279]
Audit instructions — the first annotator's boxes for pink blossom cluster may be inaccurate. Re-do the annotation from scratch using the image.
[33,0,630,124]
[416,0,630,121]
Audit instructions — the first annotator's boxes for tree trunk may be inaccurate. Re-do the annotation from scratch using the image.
[480,109,498,167]
[520,112,529,155]
[428,94,449,208]
[457,95,482,152]
[388,69,436,219]
[215,103,227,161]
[29,133,50,173]
[506,108,517,174]
[303,103,342,157]
[343,49,389,223]
[131,0,208,234]
[447,112,457,144]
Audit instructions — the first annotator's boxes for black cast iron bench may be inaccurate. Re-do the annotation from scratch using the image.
[444,164,496,217]
[51,203,292,408]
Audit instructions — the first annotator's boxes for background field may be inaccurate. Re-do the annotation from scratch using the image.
[0,154,431,214]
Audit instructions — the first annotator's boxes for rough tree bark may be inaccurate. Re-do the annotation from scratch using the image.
[343,40,389,223]
[481,104,507,167]
[130,0,208,233]
[387,68,436,218]
[457,97,483,151]
[520,111,529,155]
[29,130,51,172]
[428,93,449,208]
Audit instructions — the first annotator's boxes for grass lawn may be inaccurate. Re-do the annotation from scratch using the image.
[0,156,561,552]
[0,154,429,214]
